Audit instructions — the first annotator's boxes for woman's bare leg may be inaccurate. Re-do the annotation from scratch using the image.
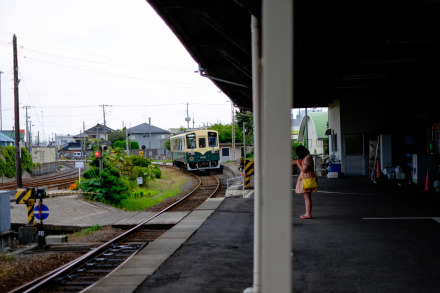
[301,192,312,218]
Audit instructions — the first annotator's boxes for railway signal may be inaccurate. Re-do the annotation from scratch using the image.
[98,145,108,172]
[15,187,46,225]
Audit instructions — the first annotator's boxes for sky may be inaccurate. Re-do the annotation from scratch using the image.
[0,0,234,143]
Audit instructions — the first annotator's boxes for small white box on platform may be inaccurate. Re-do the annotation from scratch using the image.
[327,172,339,178]
[45,235,67,244]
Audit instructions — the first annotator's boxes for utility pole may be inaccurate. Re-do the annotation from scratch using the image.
[23,106,30,151]
[0,70,3,131]
[305,107,309,149]
[149,117,152,151]
[185,102,191,129]
[192,113,195,129]
[41,110,44,144]
[125,126,129,154]
[243,122,246,158]
[13,35,22,187]
[83,122,86,159]
[100,104,112,126]
[231,102,235,161]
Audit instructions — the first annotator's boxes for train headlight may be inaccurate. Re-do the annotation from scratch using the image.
[212,150,218,154]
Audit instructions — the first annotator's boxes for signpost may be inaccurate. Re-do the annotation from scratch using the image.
[34,202,49,249]
[75,161,84,183]
[34,203,49,221]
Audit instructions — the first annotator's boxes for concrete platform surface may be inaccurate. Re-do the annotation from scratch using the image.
[105,176,440,293]
[10,194,189,228]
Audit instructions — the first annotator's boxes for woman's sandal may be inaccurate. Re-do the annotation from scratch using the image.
[300,215,312,219]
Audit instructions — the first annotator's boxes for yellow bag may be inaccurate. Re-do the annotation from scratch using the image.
[302,177,318,189]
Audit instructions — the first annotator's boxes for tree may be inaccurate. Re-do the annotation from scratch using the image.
[209,123,243,143]
[112,140,139,150]
[108,128,126,144]
[235,110,253,145]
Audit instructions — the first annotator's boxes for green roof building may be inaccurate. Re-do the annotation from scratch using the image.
[297,111,328,155]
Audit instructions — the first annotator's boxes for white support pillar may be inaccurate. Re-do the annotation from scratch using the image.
[250,15,262,293]
[260,0,293,292]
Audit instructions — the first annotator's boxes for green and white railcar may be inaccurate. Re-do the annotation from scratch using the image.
[170,130,220,171]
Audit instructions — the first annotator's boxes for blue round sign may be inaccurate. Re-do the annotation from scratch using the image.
[34,204,49,220]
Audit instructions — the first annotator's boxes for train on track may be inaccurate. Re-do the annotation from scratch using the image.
[170,129,220,172]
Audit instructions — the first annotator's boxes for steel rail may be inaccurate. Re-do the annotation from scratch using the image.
[0,165,78,190]
[12,172,214,293]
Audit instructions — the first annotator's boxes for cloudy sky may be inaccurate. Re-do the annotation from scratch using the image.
[0,0,234,143]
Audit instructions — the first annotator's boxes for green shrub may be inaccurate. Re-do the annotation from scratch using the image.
[80,169,128,205]
[21,147,34,173]
[112,141,139,150]
[152,165,161,178]
[129,166,147,181]
[2,146,16,177]
[132,155,151,167]
[83,167,100,179]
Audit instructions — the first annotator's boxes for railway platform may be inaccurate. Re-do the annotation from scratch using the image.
[93,176,440,293]
[8,164,440,292]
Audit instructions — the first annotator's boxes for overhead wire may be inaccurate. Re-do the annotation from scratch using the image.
[19,46,193,72]
[20,55,215,90]
[18,72,44,138]
[0,31,190,71]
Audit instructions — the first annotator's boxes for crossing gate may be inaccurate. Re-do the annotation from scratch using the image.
[244,159,254,188]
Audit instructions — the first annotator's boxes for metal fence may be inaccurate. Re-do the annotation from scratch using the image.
[32,162,60,176]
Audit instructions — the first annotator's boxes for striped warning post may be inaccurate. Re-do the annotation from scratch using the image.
[15,188,33,204]
[244,159,254,188]
[27,203,35,225]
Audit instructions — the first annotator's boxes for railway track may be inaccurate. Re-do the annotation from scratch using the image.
[0,162,79,191]
[11,171,220,293]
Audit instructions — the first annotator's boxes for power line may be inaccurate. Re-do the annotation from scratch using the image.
[19,46,193,72]
[0,31,193,72]
[20,55,210,89]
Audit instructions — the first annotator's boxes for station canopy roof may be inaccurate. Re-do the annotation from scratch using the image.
[146,0,440,116]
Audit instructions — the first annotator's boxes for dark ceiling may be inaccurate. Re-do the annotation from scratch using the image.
[146,0,440,114]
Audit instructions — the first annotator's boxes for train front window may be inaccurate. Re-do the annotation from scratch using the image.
[199,138,206,148]
[208,132,218,147]
[186,133,196,149]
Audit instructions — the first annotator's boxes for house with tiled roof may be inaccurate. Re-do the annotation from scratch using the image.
[297,111,328,155]
[83,124,114,141]
[127,123,171,158]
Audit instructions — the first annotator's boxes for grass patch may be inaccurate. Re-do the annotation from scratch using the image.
[152,159,172,163]
[0,255,14,261]
[119,188,181,211]
[74,224,101,236]
[118,167,191,211]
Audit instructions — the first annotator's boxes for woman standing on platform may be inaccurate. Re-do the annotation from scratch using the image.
[292,145,317,219]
